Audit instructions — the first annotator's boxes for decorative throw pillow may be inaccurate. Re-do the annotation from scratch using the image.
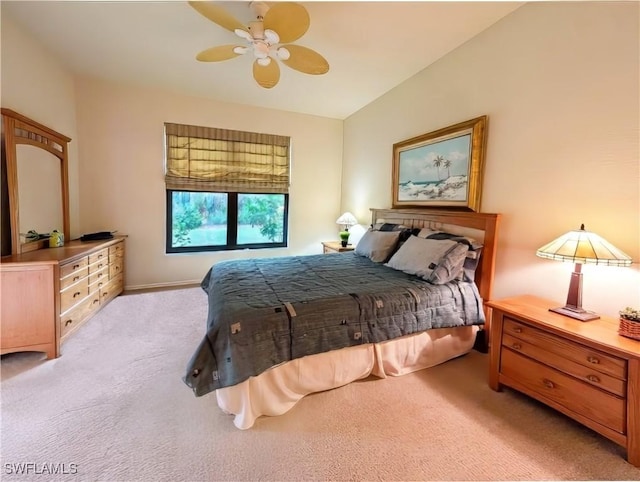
[372,223,420,242]
[416,229,483,281]
[354,229,402,263]
[385,235,469,284]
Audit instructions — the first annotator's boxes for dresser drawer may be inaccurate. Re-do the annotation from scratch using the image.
[501,348,625,434]
[109,257,124,279]
[503,317,626,380]
[89,264,109,286]
[89,257,109,274]
[60,291,101,337]
[89,248,109,265]
[60,257,89,279]
[100,273,124,304]
[59,266,89,290]
[60,278,90,313]
[109,242,124,258]
[502,333,626,397]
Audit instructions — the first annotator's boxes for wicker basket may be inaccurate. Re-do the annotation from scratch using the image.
[618,318,640,341]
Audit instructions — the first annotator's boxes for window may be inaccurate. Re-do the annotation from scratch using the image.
[164,123,290,253]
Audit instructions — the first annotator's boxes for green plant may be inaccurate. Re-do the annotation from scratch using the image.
[619,307,640,323]
[242,195,284,242]
[172,204,203,246]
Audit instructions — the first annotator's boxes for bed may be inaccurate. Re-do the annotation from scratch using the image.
[184,208,500,428]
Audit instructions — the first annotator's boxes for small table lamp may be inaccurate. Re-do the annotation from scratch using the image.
[336,212,358,247]
[536,224,632,321]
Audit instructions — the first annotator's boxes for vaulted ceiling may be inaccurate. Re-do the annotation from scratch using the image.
[2,1,523,119]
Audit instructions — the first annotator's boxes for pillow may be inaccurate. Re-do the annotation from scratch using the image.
[372,223,420,242]
[385,235,469,284]
[416,229,483,281]
[355,229,402,263]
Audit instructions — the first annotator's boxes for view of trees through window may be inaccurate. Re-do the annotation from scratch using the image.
[170,191,286,249]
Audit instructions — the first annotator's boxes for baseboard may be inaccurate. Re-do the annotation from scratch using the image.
[124,280,201,293]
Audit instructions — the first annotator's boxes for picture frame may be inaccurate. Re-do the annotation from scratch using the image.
[392,115,488,211]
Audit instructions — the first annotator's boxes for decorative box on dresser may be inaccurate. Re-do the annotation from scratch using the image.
[487,295,640,467]
[1,237,125,359]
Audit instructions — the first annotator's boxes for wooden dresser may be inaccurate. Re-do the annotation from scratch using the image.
[487,295,639,467]
[1,237,125,358]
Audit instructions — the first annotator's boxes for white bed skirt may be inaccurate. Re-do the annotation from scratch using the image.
[215,325,479,429]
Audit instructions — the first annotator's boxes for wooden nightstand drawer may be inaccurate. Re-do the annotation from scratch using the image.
[504,317,626,380]
[489,295,640,467]
[501,348,626,434]
[502,333,626,396]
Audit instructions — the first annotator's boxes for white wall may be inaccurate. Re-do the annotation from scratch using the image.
[74,78,343,289]
[1,14,80,237]
[342,2,640,318]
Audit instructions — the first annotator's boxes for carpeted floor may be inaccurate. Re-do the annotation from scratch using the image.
[1,287,639,481]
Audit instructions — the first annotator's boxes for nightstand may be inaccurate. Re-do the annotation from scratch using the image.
[487,294,640,467]
[322,241,354,254]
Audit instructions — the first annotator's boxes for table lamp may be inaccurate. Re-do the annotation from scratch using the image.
[336,212,358,247]
[536,224,632,321]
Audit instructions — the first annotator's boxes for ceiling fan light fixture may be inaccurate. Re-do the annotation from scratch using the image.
[234,28,252,41]
[264,29,279,45]
[253,42,269,58]
[233,46,249,55]
[277,47,291,60]
[257,57,271,67]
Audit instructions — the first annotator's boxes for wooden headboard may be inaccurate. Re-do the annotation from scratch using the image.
[370,208,501,307]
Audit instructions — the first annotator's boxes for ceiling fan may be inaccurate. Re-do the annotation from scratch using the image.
[188,1,329,89]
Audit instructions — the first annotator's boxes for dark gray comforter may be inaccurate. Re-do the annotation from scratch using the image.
[184,252,485,396]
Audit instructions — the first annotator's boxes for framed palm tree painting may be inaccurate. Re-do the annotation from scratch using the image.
[392,115,487,211]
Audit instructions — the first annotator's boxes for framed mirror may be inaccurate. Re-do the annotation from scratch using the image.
[1,108,70,255]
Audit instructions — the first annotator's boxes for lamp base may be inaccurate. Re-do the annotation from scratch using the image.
[549,306,600,322]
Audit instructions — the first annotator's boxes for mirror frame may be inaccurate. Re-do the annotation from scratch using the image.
[1,108,70,255]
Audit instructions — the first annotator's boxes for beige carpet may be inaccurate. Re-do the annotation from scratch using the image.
[1,287,639,481]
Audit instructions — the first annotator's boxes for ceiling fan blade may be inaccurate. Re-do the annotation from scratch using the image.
[263,2,310,44]
[196,45,243,62]
[188,1,248,34]
[280,45,329,75]
[253,59,280,89]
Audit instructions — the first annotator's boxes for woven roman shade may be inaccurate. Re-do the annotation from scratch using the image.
[165,123,290,194]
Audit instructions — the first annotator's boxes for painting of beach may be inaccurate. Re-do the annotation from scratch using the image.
[392,116,487,211]
[397,132,472,202]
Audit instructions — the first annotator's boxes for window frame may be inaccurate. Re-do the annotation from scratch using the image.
[165,189,289,254]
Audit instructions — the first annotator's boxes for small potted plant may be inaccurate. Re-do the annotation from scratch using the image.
[619,307,640,340]
[339,230,350,247]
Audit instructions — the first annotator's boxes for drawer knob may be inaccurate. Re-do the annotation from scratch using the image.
[98,254,104,258]
[93,299,99,304]
[73,264,80,269]
[65,319,72,326]
[512,343,522,350]
[97,273,103,278]
[542,379,555,389]
[587,356,600,364]
[73,276,80,281]
[73,291,81,298]
[513,327,523,333]
[587,374,601,383]
[98,264,103,268]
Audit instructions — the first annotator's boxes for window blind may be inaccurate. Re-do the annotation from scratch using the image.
[164,123,290,194]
